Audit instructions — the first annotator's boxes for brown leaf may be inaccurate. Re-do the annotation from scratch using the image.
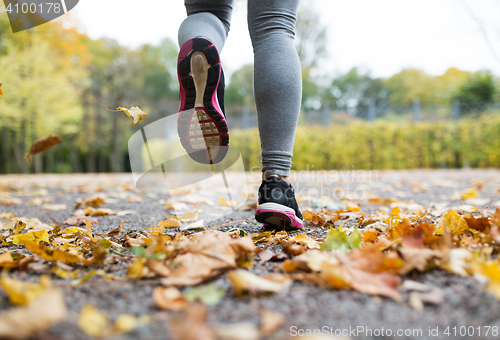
[25,135,66,162]
[257,248,287,262]
[75,196,105,209]
[464,214,491,232]
[107,222,123,237]
[0,251,32,268]
[153,287,187,311]
[170,304,216,340]
[227,270,291,297]
[283,242,306,256]
[160,232,255,286]
[398,247,439,272]
[64,216,99,226]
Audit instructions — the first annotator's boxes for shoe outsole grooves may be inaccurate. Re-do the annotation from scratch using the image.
[255,204,304,231]
[177,38,229,164]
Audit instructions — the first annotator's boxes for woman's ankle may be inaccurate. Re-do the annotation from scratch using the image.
[262,173,290,185]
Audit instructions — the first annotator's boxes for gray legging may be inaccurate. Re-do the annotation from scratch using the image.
[179,0,301,177]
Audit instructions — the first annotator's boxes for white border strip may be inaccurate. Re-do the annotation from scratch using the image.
[60,0,68,13]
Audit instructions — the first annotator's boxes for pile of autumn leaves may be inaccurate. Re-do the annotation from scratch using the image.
[1,198,500,338]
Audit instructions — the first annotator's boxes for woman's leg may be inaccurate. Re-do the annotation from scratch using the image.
[248,0,304,230]
[247,0,302,179]
[178,0,233,52]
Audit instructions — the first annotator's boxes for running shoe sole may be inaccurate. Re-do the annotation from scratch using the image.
[255,202,304,230]
[177,38,229,164]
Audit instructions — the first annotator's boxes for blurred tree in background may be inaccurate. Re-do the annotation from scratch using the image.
[453,71,496,113]
[0,2,499,174]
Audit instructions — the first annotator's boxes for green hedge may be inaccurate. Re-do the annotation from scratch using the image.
[230,115,500,170]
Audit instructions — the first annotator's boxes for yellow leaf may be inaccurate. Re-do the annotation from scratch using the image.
[179,208,199,222]
[52,266,79,279]
[290,233,320,249]
[434,209,468,236]
[127,258,150,279]
[114,315,141,333]
[0,288,67,339]
[12,230,49,245]
[85,219,99,243]
[1,275,51,305]
[0,213,15,218]
[219,197,231,206]
[461,188,478,200]
[476,261,500,299]
[26,243,84,264]
[157,218,181,228]
[78,305,148,337]
[0,82,3,95]
[78,305,109,337]
[117,106,148,125]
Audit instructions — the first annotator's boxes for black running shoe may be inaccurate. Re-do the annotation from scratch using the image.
[255,176,304,230]
[177,37,229,164]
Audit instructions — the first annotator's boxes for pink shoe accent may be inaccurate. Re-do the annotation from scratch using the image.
[255,208,304,230]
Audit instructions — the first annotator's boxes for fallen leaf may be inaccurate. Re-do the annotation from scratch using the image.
[215,322,260,340]
[26,243,84,264]
[78,304,109,337]
[0,251,31,268]
[0,197,22,206]
[461,188,478,199]
[0,288,67,339]
[107,222,123,237]
[402,280,445,310]
[64,216,99,226]
[12,230,49,245]
[158,218,182,228]
[1,275,51,305]
[257,248,287,262]
[42,203,67,211]
[153,287,188,311]
[434,209,468,236]
[0,213,16,218]
[290,233,320,249]
[75,195,105,209]
[184,283,225,306]
[464,214,491,232]
[320,227,361,253]
[398,247,439,272]
[160,232,255,286]
[260,309,285,336]
[170,304,216,340]
[180,219,205,231]
[440,248,474,276]
[227,269,291,297]
[179,208,199,222]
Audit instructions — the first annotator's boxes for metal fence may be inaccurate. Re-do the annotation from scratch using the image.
[226,101,500,129]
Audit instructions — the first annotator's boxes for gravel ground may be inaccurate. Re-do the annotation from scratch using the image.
[1,169,500,340]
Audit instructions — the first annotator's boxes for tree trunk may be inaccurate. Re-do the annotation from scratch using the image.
[71,139,81,173]
[1,126,9,174]
[12,130,26,173]
[110,107,122,172]
[31,116,42,173]
[20,119,28,173]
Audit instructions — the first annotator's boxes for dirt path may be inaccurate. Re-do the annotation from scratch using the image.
[0,170,499,340]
